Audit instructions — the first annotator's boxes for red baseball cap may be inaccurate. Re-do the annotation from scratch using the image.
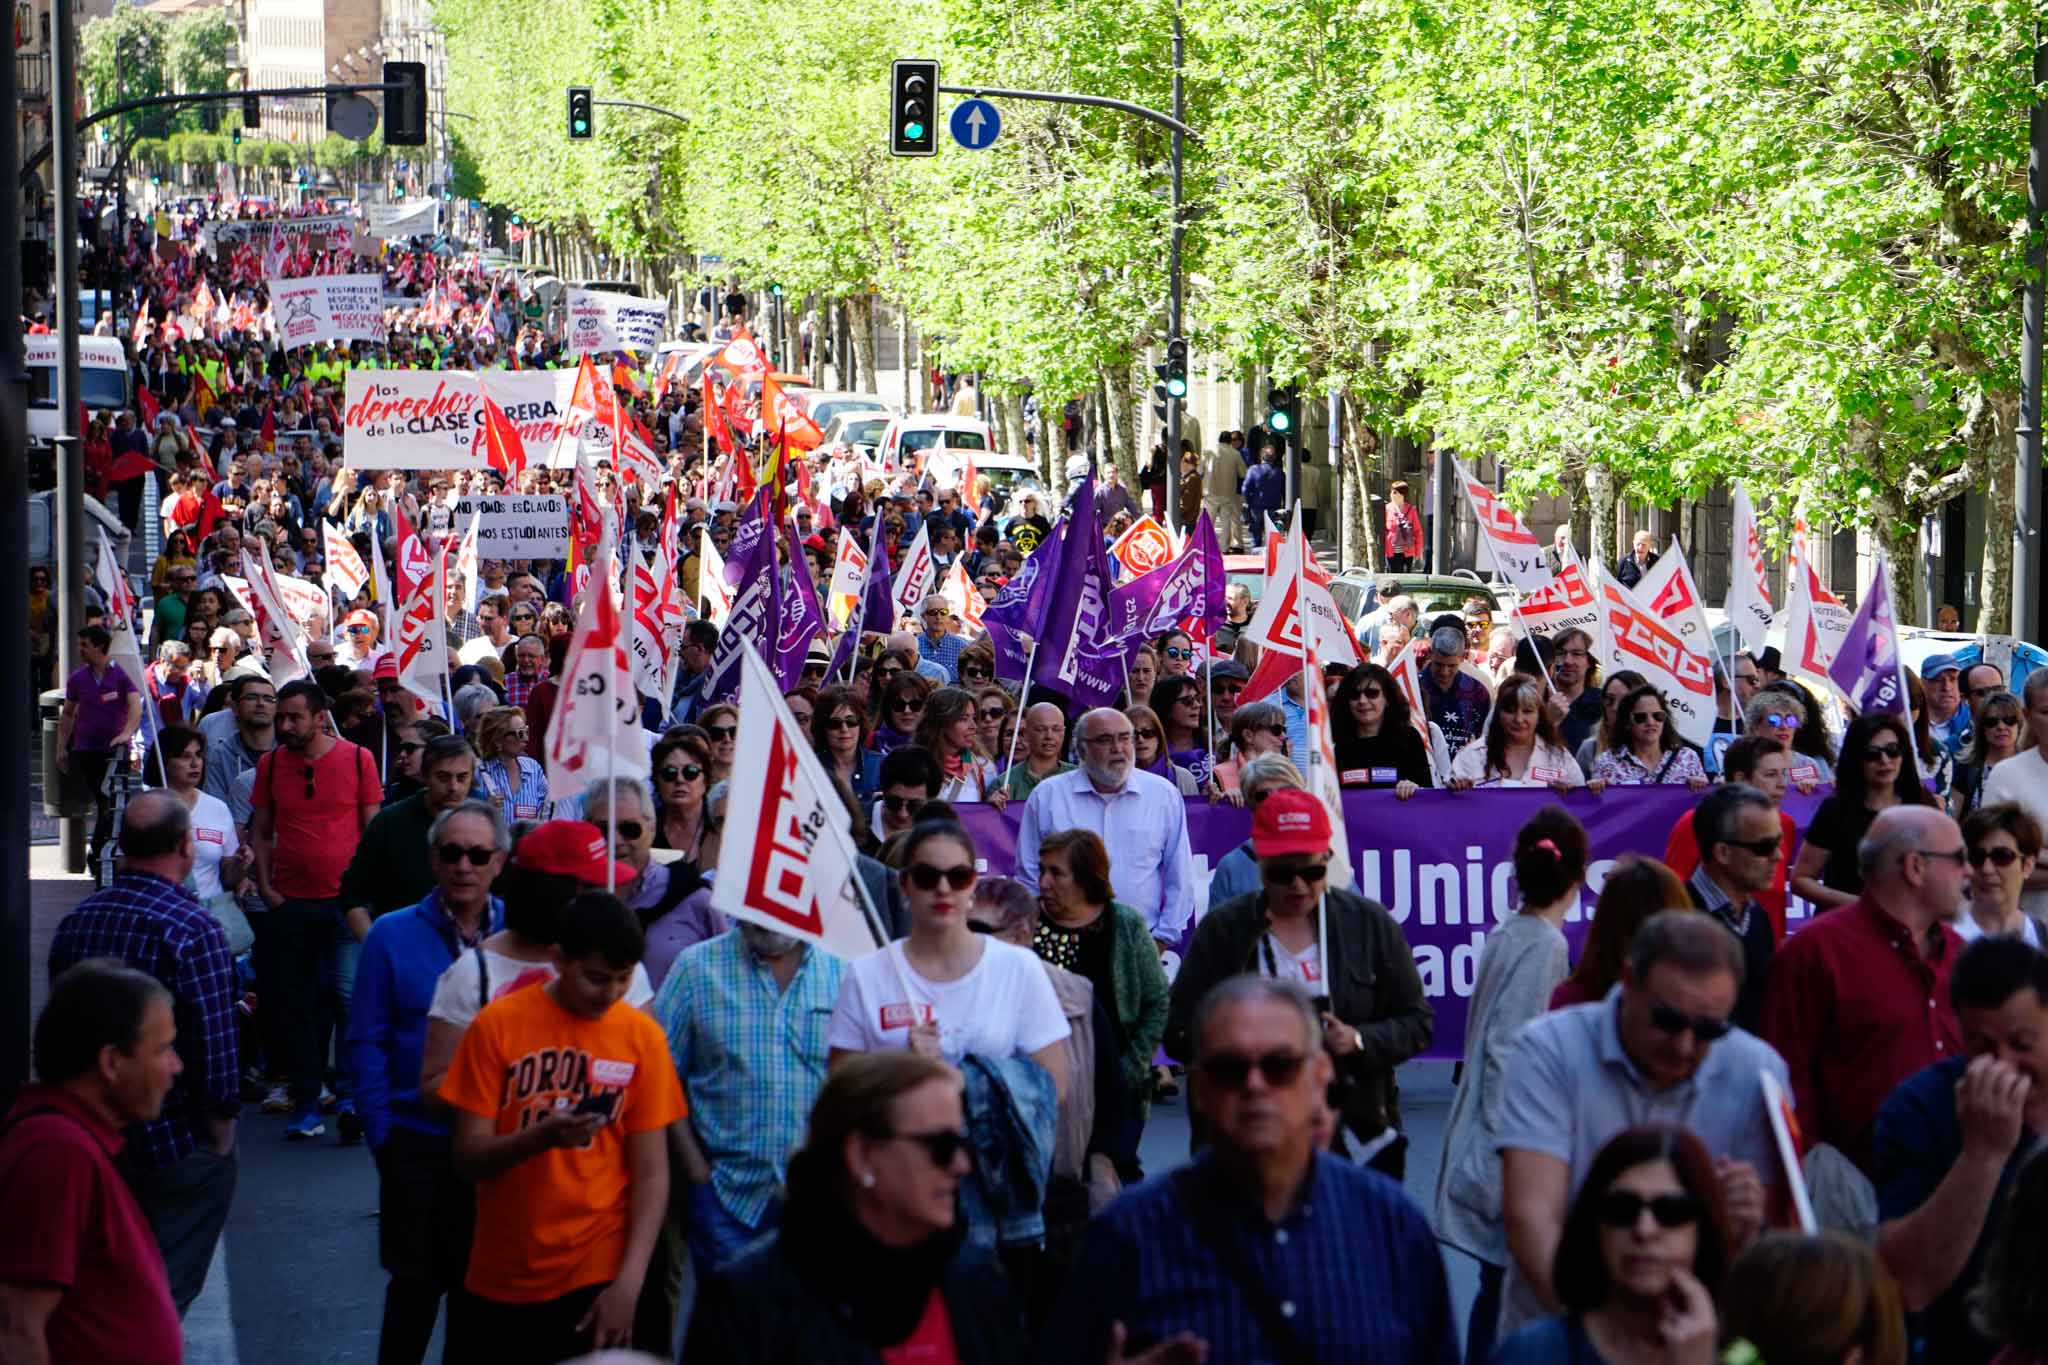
[371,653,399,681]
[514,819,637,887]
[1251,788,1332,860]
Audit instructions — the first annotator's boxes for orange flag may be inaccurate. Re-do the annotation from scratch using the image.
[764,376,826,451]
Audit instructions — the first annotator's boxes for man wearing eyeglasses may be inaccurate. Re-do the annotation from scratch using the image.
[1497,911,1787,1339]
[1549,628,1603,753]
[1002,703,1073,802]
[1684,784,1780,1031]
[1761,805,1967,1217]
[341,735,480,944]
[913,596,965,683]
[1044,975,1456,1363]
[1017,708,1195,952]
[344,798,507,1364]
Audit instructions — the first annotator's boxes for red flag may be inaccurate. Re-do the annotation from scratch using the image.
[570,450,606,553]
[567,352,620,428]
[763,376,826,452]
[135,384,161,429]
[703,372,738,458]
[479,389,528,480]
[259,407,276,452]
[652,351,681,406]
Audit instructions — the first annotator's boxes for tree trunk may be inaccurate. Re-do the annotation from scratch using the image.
[1870,487,1920,619]
[1586,461,1619,572]
[846,295,877,397]
[994,390,1027,460]
[1100,363,1140,492]
[1982,390,2019,634]
[898,309,915,413]
[1341,394,1379,573]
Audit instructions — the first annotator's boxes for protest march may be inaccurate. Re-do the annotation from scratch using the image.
[15,194,2048,1365]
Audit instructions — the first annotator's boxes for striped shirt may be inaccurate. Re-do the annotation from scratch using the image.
[652,928,845,1227]
[48,872,241,1172]
[477,755,551,822]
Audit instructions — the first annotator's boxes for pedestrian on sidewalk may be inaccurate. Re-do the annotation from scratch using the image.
[249,678,383,1143]
[0,960,186,1365]
[47,789,241,1317]
[57,624,144,866]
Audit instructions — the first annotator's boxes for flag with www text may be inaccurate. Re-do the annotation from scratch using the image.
[705,487,783,702]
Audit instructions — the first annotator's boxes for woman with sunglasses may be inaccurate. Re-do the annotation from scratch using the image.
[1033,830,1171,1125]
[1155,630,1197,680]
[698,702,741,782]
[1332,662,1434,798]
[150,527,197,596]
[686,1052,1024,1361]
[1586,684,1709,793]
[1574,670,1650,776]
[1759,681,1838,784]
[1449,674,1585,793]
[971,686,1016,769]
[1490,1125,1727,1365]
[1149,674,1212,788]
[912,687,1007,807]
[1128,704,1199,795]
[1209,700,1291,803]
[956,640,997,691]
[868,671,929,757]
[1957,803,2048,945]
[828,821,1070,1101]
[506,603,539,639]
[1167,787,1430,1176]
[651,733,715,881]
[812,685,883,801]
[1438,807,1586,1363]
[1792,712,1938,909]
[540,602,575,674]
[1951,690,2024,820]
[1210,755,1307,906]
[473,705,551,822]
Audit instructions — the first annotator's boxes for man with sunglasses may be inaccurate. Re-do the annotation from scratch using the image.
[344,799,507,1364]
[873,746,943,844]
[1497,911,1786,1337]
[1045,975,1456,1363]
[1684,784,1780,1030]
[341,736,480,944]
[666,620,721,729]
[1761,805,1967,1198]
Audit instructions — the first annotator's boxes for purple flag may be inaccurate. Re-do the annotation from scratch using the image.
[774,521,826,689]
[1104,509,1227,644]
[706,488,781,702]
[1033,478,1118,701]
[1827,557,1908,715]
[827,520,893,681]
[984,517,1065,682]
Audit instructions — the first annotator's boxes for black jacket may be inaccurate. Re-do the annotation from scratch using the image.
[686,1191,1025,1364]
[1165,885,1433,1137]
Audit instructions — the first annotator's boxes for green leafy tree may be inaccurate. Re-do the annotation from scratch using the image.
[80,9,171,141]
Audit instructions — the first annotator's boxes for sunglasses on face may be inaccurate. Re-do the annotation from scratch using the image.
[887,1125,972,1167]
[960,666,990,681]
[436,843,497,867]
[1987,716,2020,730]
[705,725,737,741]
[1262,862,1329,887]
[1595,1191,1703,1230]
[907,862,975,891]
[1631,711,1668,725]
[1863,744,1903,762]
[1647,1001,1732,1042]
[825,715,860,732]
[394,740,424,756]
[1356,687,1384,701]
[658,763,705,783]
[1970,846,2025,868]
[601,820,645,842]
[1195,1049,1307,1090]
[347,625,371,635]
[1163,647,1194,661]
[881,795,921,814]
[890,699,922,714]
[1725,835,1783,859]
[977,707,1007,722]
[1761,712,1799,728]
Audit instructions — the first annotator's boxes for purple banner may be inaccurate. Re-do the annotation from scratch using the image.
[955,785,1832,1062]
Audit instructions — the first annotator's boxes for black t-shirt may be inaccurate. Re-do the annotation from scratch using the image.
[1805,794,1878,895]
[1334,727,1435,789]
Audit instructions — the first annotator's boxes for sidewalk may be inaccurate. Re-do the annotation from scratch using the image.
[27,845,96,1023]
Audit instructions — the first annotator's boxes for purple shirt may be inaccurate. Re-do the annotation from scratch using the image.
[66,661,137,753]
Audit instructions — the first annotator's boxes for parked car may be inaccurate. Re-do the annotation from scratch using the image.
[795,391,897,429]
[875,414,995,470]
[1330,569,1503,626]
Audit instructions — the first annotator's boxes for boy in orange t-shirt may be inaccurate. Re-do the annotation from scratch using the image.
[442,890,686,1362]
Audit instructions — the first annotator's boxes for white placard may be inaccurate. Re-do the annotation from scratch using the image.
[564,288,667,355]
[366,199,440,239]
[271,273,386,351]
[344,369,610,470]
[447,495,570,558]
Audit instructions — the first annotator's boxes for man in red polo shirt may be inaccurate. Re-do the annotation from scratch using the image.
[1762,805,1967,1220]
[0,959,184,1364]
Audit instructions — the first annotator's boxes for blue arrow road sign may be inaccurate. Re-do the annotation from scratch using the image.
[949,98,1001,150]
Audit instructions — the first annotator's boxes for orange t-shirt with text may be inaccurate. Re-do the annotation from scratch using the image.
[439,983,686,1304]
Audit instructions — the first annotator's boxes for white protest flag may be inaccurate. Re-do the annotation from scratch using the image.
[1298,610,1355,895]
[1727,487,1775,655]
[1783,519,1852,689]
[94,536,147,705]
[236,547,310,686]
[455,503,483,615]
[1385,641,1433,746]
[711,638,880,958]
[699,526,734,625]
[545,523,648,795]
[391,507,450,711]
[627,550,671,702]
[892,521,936,629]
[322,519,371,602]
[827,529,868,629]
[1452,458,1550,593]
[1514,545,1600,640]
[1241,507,1360,701]
[1598,574,1718,747]
[1631,538,1719,658]
[939,558,987,636]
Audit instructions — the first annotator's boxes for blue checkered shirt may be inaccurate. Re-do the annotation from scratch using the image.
[652,928,845,1227]
[918,630,966,683]
[49,871,241,1172]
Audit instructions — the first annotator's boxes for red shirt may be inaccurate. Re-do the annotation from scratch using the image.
[251,738,381,899]
[1663,807,1796,943]
[0,1085,182,1365]
[881,1287,962,1365]
[1759,898,1963,1176]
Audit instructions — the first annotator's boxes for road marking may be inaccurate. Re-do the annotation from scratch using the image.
[183,1237,238,1365]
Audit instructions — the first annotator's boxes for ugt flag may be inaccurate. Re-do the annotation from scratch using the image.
[1828,555,1908,715]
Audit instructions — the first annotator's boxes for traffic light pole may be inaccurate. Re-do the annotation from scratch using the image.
[1165,6,1186,540]
[591,98,691,127]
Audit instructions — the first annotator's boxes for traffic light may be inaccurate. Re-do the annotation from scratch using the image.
[242,95,261,129]
[1266,384,1298,436]
[890,59,938,157]
[385,61,427,147]
[768,282,785,298]
[232,125,242,146]
[567,86,594,140]
[1164,336,1188,399]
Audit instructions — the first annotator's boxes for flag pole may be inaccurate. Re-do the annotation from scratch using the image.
[1004,638,1039,775]
[1289,505,1330,966]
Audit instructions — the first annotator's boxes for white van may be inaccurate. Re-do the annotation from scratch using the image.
[26,335,131,445]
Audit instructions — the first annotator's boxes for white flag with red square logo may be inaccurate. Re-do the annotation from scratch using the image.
[545,524,647,794]
[1452,458,1550,593]
[1726,487,1775,656]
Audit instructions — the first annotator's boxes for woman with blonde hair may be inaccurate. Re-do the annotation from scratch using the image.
[473,704,550,821]
[1718,1232,1906,1365]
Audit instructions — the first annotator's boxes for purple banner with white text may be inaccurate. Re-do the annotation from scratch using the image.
[955,786,1831,1061]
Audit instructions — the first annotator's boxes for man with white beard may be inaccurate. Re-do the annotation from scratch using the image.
[650,918,848,1273]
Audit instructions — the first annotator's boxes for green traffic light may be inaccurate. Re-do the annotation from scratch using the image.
[573,119,589,134]
[1166,376,1187,399]
[1270,410,1293,433]
[904,121,925,140]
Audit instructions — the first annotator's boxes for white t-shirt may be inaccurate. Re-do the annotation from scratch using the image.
[427,946,654,1030]
[186,790,241,900]
[1953,910,2043,949]
[1259,932,1323,990]
[1983,748,2048,917]
[827,938,1070,1065]
[457,635,508,667]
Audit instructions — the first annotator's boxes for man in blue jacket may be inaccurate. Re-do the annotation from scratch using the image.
[345,798,507,1365]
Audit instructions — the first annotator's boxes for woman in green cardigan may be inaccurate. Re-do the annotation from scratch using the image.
[1032,829,1171,1123]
